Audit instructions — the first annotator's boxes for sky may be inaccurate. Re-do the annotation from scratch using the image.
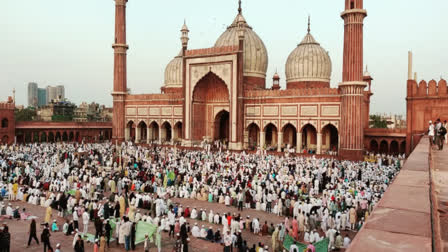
[1,0,447,115]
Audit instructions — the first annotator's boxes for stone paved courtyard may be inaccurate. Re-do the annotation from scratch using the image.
[6,197,355,252]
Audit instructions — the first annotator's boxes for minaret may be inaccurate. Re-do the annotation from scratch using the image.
[111,0,129,143]
[272,71,280,90]
[339,0,367,160]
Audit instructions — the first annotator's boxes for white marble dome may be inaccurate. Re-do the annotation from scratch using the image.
[164,51,182,88]
[285,32,332,84]
[214,13,268,79]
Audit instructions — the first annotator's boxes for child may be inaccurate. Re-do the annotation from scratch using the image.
[51,219,59,232]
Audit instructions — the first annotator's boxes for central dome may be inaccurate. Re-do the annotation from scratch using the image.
[285,30,332,89]
[215,13,268,84]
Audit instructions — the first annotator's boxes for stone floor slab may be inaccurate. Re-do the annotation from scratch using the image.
[347,228,431,252]
[378,184,430,214]
[364,207,431,237]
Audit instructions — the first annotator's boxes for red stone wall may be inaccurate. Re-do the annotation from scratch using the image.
[0,102,15,144]
[243,76,265,90]
[406,79,448,154]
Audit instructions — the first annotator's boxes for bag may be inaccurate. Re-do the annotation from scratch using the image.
[440,127,447,136]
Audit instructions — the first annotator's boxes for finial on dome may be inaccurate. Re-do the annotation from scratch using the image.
[238,0,242,15]
[307,15,311,34]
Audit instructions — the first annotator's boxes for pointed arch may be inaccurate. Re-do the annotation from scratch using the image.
[247,123,260,150]
[161,121,172,144]
[370,139,378,153]
[321,124,339,153]
[301,124,317,152]
[282,123,297,149]
[264,123,278,148]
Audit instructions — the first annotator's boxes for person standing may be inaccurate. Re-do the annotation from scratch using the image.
[428,121,435,147]
[27,219,39,247]
[41,224,52,252]
[130,222,136,250]
[99,234,106,252]
[2,226,10,252]
[155,221,162,252]
[104,220,111,248]
[74,235,84,252]
[82,209,89,235]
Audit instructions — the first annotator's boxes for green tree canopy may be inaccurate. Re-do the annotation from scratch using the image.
[369,115,388,128]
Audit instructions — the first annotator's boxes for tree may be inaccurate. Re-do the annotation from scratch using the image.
[369,115,388,128]
[15,108,36,121]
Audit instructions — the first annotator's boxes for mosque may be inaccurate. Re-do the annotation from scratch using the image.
[111,0,372,160]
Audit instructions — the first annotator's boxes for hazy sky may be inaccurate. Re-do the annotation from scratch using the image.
[1,0,447,115]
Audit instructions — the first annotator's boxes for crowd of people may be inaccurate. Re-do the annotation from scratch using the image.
[0,141,404,252]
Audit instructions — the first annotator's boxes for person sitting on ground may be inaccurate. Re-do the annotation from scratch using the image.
[52,219,59,232]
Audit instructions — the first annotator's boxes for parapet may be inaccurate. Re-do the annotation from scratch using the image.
[407,79,447,98]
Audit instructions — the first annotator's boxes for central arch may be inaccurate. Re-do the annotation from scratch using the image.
[192,72,230,142]
[214,110,229,142]
[301,124,317,153]
[247,123,260,150]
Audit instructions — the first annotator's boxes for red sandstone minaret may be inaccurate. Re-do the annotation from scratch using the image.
[339,0,367,160]
[111,0,128,143]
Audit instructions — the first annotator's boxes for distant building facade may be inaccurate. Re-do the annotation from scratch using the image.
[46,85,65,103]
[27,82,38,107]
[0,97,15,144]
[37,88,47,107]
[74,102,113,122]
[370,114,406,129]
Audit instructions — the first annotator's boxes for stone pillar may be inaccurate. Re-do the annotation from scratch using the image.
[317,133,322,155]
[147,127,151,144]
[297,132,302,153]
[158,127,162,145]
[260,131,265,150]
[277,132,283,152]
[125,127,130,141]
[135,127,141,143]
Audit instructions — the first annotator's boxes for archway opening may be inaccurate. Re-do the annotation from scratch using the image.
[247,123,260,150]
[1,118,8,128]
[48,132,55,142]
[380,140,388,154]
[390,140,399,154]
[214,110,230,143]
[137,121,147,143]
[370,140,379,153]
[69,132,74,141]
[41,132,47,142]
[322,124,339,153]
[32,133,39,142]
[302,124,317,153]
[264,123,278,150]
[161,122,172,144]
[55,132,61,142]
[75,132,80,142]
[400,141,406,154]
[282,124,297,150]
[148,121,159,144]
[126,121,135,142]
[25,132,32,143]
[173,122,183,144]
[62,132,68,142]
[192,72,229,141]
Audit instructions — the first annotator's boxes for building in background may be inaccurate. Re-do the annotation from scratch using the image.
[27,82,38,108]
[46,85,65,103]
[74,102,113,122]
[37,88,47,107]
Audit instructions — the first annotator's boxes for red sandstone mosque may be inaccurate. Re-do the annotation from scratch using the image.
[111,0,372,160]
[1,0,446,160]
